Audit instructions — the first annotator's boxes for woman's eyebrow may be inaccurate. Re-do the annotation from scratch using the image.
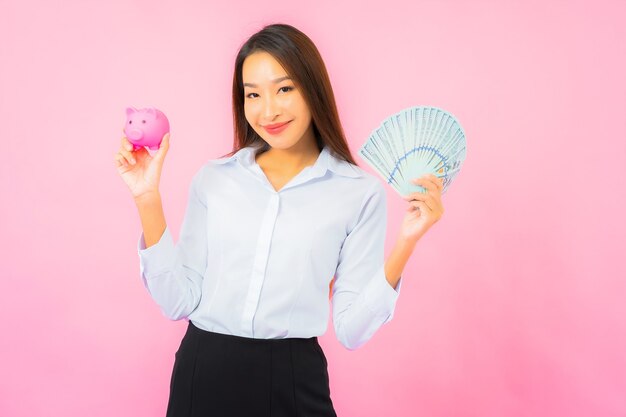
[243,76,291,88]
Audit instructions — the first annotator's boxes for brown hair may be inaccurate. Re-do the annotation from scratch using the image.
[223,23,358,165]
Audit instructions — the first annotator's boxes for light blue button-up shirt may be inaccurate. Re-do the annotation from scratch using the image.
[137,144,402,350]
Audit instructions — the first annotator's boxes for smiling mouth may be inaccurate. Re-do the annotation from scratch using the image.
[263,120,292,134]
[263,121,291,129]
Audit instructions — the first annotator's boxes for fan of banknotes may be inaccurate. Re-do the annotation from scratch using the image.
[359,105,467,196]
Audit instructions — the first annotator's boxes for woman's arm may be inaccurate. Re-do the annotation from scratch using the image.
[135,191,167,248]
[384,237,417,290]
[331,175,444,350]
[331,181,400,351]
[136,168,208,320]
[385,174,445,287]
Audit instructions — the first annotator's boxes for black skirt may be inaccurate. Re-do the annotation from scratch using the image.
[166,320,338,417]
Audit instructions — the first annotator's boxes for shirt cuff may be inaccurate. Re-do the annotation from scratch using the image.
[360,265,401,324]
[137,227,176,279]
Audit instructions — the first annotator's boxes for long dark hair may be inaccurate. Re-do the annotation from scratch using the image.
[224,23,357,165]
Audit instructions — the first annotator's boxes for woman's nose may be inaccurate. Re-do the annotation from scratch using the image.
[262,96,281,118]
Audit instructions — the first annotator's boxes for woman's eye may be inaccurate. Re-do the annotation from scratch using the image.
[245,86,293,99]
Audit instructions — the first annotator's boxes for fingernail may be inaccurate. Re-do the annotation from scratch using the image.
[130,158,136,164]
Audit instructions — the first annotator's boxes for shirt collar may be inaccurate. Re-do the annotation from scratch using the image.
[213,144,363,179]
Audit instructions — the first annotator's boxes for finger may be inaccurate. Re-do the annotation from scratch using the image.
[421,198,434,212]
[411,176,440,194]
[421,174,443,191]
[402,188,438,205]
[120,136,134,151]
[426,173,441,184]
[118,143,136,165]
[154,132,170,161]
[421,189,443,213]
[120,137,139,162]
[411,200,432,214]
[121,148,136,165]
[431,175,444,192]
[402,191,426,201]
[114,152,128,168]
[407,201,422,215]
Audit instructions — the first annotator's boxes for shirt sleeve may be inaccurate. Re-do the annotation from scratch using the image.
[136,167,207,320]
[331,180,403,351]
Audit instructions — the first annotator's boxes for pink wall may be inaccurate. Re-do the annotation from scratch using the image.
[1,0,625,416]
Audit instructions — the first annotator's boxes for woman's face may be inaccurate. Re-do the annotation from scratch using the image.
[242,51,316,151]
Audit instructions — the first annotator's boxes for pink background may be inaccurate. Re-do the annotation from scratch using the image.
[1,0,625,416]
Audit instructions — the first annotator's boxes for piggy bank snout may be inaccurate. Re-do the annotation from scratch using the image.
[126,129,144,141]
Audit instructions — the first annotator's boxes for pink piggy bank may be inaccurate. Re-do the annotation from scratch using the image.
[124,107,170,151]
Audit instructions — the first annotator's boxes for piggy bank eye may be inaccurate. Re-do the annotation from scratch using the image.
[142,120,146,123]
[129,120,132,124]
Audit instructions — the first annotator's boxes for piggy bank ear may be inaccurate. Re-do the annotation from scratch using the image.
[126,107,138,117]
[146,108,156,117]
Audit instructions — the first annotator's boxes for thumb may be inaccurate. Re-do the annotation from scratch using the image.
[154,132,170,161]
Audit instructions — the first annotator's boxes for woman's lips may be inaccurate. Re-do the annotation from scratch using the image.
[263,121,291,135]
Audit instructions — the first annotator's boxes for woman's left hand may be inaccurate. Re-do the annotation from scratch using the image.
[399,174,445,244]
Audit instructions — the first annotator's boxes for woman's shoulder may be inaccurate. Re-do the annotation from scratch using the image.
[326,150,379,185]
[187,156,232,186]
[194,148,246,174]
[326,160,387,209]
[332,159,384,189]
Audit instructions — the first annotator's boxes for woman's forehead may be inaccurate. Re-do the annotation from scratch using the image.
[242,52,290,85]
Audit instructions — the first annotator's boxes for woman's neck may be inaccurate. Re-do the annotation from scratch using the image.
[255,139,321,173]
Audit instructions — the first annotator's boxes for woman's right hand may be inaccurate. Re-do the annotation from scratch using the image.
[114,132,170,200]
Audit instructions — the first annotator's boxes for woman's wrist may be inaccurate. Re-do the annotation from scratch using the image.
[134,190,161,206]
[396,234,420,250]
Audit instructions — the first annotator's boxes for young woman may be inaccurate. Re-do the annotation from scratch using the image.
[114,23,444,417]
